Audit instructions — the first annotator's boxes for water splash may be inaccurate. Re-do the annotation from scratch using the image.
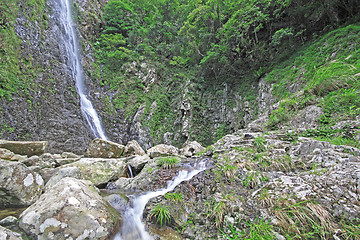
[114,161,207,240]
[59,0,107,140]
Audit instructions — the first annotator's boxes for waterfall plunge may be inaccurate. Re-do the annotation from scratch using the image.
[59,0,107,140]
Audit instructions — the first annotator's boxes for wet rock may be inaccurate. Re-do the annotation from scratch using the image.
[147,144,179,158]
[124,140,146,156]
[0,140,48,157]
[57,158,127,186]
[19,177,121,240]
[104,194,130,213]
[0,160,44,207]
[0,226,23,240]
[127,155,150,174]
[180,141,205,157]
[86,138,125,158]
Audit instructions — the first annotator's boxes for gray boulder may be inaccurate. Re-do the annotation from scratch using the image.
[147,144,179,158]
[55,158,127,186]
[0,160,44,207]
[124,140,146,156]
[86,138,125,158]
[0,140,47,157]
[180,141,206,157]
[19,177,121,240]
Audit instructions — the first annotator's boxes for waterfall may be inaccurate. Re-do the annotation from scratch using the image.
[113,161,207,240]
[59,0,108,140]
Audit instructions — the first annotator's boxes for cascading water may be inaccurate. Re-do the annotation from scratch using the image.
[59,0,108,140]
[113,161,207,240]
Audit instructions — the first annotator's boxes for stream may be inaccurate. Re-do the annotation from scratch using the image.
[112,161,207,240]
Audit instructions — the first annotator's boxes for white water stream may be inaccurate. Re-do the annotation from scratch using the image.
[59,0,108,140]
[114,161,207,240]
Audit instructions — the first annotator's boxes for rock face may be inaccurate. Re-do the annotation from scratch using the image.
[19,177,121,240]
[0,160,44,207]
[0,140,47,157]
[86,139,125,158]
[147,144,179,158]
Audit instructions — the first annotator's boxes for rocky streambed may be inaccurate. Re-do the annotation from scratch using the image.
[1,127,360,239]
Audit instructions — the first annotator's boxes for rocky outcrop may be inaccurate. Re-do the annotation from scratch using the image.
[147,144,179,158]
[86,138,125,158]
[19,177,121,240]
[0,140,47,157]
[0,160,44,207]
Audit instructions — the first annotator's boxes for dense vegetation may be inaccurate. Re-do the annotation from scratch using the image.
[94,0,359,146]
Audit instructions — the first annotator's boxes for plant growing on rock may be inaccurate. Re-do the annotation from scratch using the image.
[165,192,183,203]
[150,204,171,226]
[254,136,267,153]
[157,156,180,169]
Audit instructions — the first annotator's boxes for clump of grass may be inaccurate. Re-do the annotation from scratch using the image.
[221,218,276,240]
[165,192,183,203]
[150,204,171,226]
[242,171,268,189]
[157,156,180,169]
[254,136,267,153]
[273,199,337,239]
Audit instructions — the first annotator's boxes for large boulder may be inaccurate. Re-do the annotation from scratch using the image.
[180,141,206,157]
[0,140,47,157]
[19,177,121,240]
[86,138,125,158]
[147,144,179,158]
[124,140,146,156]
[0,160,44,207]
[53,158,127,186]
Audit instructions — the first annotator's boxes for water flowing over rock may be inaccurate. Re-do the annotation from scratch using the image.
[0,160,44,207]
[0,140,47,157]
[19,177,121,240]
[59,0,108,140]
[86,138,125,158]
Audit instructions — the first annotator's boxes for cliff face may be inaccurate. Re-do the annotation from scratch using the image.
[0,0,98,153]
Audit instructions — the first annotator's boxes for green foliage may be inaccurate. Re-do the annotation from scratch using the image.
[151,204,171,226]
[254,136,267,153]
[157,156,180,169]
[221,218,276,240]
[165,192,183,203]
